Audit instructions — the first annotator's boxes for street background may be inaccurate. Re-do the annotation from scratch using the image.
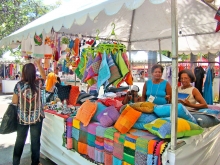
[0,93,56,165]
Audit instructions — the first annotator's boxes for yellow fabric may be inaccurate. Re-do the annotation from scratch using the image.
[124,141,135,150]
[177,118,190,132]
[129,102,154,113]
[123,162,131,165]
[45,72,57,92]
[72,118,80,129]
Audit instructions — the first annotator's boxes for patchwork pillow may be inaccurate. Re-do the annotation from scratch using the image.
[97,106,120,127]
[75,100,97,126]
[129,102,155,113]
[114,105,142,134]
[133,113,158,130]
[68,86,80,105]
[92,102,107,122]
[144,117,203,139]
[154,103,197,123]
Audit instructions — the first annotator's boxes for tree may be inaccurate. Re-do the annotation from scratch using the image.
[0,0,61,57]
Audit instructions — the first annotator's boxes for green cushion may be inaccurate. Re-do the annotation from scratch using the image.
[144,117,204,139]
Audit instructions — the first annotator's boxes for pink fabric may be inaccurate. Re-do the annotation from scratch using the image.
[208,105,220,111]
[67,138,73,149]
[88,146,95,160]
[99,98,123,111]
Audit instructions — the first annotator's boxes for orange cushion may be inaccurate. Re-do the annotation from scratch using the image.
[75,100,97,126]
[68,86,80,106]
[114,105,142,134]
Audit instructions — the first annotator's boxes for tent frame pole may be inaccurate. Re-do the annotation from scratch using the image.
[128,10,135,90]
[158,39,162,63]
[171,0,178,151]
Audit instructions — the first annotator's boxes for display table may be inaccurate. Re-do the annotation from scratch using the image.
[41,111,220,165]
[41,112,95,165]
[2,80,19,93]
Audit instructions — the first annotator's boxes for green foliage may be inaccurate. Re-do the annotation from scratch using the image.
[0,0,61,58]
[61,37,70,45]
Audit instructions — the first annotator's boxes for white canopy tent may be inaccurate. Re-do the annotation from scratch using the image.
[0,0,220,164]
[0,0,220,54]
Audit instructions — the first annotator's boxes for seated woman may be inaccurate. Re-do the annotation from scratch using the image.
[142,64,171,105]
[178,69,208,111]
[122,85,141,104]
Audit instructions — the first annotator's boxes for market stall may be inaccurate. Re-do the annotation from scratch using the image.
[1,0,220,164]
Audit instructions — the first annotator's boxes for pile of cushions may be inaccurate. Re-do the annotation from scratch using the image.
[75,100,120,127]
[75,100,205,139]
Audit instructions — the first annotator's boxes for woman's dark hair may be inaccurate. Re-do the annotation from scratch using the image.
[151,64,164,73]
[57,77,61,84]
[178,69,196,83]
[21,63,37,94]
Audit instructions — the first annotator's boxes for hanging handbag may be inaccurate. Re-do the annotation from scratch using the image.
[0,104,17,134]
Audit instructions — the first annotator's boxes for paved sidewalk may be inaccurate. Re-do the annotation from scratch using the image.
[0,93,56,165]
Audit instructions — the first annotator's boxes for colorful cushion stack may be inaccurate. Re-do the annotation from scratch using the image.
[144,117,204,139]
[114,105,142,134]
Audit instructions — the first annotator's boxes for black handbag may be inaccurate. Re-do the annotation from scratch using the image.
[0,104,17,134]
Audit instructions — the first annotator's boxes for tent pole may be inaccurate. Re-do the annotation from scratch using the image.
[171,0,178,152]
[158,39,162,63]
[128,10,135,90]
[167,0,178,163]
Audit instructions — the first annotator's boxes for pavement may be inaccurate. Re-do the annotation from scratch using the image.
[0,93,56,165]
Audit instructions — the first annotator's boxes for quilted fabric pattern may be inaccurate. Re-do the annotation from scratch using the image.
[114,105,142,134]
[75,100,97,126]
[85,53,102,81]
[105,53,122,87]
[82,54,94,82]
[144,117,204,139]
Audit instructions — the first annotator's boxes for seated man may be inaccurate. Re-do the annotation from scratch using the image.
[122,85,141,105]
